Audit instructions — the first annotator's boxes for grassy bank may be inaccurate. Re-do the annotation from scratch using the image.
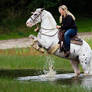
[0,39,91,92]
[0,38,92,71]
[0,54,73,72]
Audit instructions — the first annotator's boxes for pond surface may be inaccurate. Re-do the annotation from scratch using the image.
[0,69,92,88]
[17,73,92,88]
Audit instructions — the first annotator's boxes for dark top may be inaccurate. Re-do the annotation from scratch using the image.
[61,15,77,31]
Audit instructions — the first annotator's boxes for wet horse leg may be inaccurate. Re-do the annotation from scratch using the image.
[70,60,80,76]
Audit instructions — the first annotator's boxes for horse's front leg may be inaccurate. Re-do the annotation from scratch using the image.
[70,60,80,76]
[29,35,45,53]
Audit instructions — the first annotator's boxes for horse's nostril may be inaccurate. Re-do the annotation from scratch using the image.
[26,22,32,27]
[26,22,29,24]
[26,22,29,27]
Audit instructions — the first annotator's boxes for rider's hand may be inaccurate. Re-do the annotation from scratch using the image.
[56,25,61,29]
[34,26,39,32]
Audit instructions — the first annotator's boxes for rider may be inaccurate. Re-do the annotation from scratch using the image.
[56,5,78,57]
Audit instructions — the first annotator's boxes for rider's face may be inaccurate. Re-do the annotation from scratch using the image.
[59,8,65,16]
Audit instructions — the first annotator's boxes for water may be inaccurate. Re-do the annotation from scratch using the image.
[18,55,57,81]
[1,69,92,88]
[17,56,81,81]
[16,55,92,89]
[42,55,56,81]
[1,55,92,89]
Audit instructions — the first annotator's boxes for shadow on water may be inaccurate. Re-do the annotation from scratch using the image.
[0,69,73,78]
[0,69,43,78]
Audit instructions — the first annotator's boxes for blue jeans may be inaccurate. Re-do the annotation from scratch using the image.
[63,29,77,52]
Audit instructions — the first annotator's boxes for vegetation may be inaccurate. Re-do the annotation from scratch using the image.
[0,38,91,70]
[0,78,91,92]
[0,38,91,92]
[0,0,92,40]
[76,17,92,32]
[0,16,92,40]
[0,53,72,71]
[0,1,92,92]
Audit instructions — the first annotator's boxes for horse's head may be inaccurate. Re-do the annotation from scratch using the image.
[26,8,44,27]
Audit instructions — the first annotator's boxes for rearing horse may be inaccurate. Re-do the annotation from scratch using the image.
[26,8,92,76]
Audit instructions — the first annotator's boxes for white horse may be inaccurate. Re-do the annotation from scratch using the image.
[26,8,92,76]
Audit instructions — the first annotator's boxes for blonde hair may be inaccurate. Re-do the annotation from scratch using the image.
[59,5,75,23]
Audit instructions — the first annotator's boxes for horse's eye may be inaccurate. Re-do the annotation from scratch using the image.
[34,14,37,16]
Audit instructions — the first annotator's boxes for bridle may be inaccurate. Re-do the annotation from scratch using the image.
[30,9,58,37]
[30,9,44,23]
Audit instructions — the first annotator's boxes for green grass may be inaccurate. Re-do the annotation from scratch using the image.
[0,15,92,92]
[86,38,92,48]
[76,17,92,32]
[0,26,37,40]
[0,38,92,71]
[0,52,83,92]
[0,16,37,40]
[0,55,73,71]
[0,39,91,92]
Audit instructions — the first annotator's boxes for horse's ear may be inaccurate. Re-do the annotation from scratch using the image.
[31,12,34,14]
[41,8,45,11]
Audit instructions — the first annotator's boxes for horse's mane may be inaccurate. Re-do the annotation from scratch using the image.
[41,10,57,29]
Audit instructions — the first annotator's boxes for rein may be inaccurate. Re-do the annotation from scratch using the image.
[39,29,58,37]
[41,27,57,30]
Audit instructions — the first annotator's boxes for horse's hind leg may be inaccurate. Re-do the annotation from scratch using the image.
[79,55,90,74]
[70,60,80,76]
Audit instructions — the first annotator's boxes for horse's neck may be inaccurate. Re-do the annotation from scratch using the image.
[37,10,59,49]
[41,10,57,29]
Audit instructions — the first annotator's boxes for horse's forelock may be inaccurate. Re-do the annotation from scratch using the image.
[35,8,44,13]
[36,8,42,12]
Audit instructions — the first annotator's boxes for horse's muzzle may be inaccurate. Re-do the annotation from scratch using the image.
[26,22,33,27]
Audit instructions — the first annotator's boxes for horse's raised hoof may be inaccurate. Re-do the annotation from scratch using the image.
[29,35,35,39]
[39,48,45,53]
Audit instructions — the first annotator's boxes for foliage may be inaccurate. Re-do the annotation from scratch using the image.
[0,0,92,39]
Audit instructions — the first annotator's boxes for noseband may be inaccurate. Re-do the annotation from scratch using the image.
[30,9,44,23]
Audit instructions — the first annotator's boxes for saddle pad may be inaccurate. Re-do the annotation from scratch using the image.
[71,37,83,45]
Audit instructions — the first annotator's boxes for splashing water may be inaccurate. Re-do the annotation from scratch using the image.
[17,55,83,81]
[41,55,56,80]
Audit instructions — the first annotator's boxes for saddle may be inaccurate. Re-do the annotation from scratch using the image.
[58,30,83,46]
[71,35,83,45]
[47,34,83,54]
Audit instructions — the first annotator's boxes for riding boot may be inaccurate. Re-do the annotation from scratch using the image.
[64,50,70,57]
[60,45,64,52]
[58,41,64,52]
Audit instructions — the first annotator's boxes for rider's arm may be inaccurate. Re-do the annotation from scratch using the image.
[61,15,77,30]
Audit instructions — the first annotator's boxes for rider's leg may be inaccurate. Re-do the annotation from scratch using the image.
[63,29,77,57]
